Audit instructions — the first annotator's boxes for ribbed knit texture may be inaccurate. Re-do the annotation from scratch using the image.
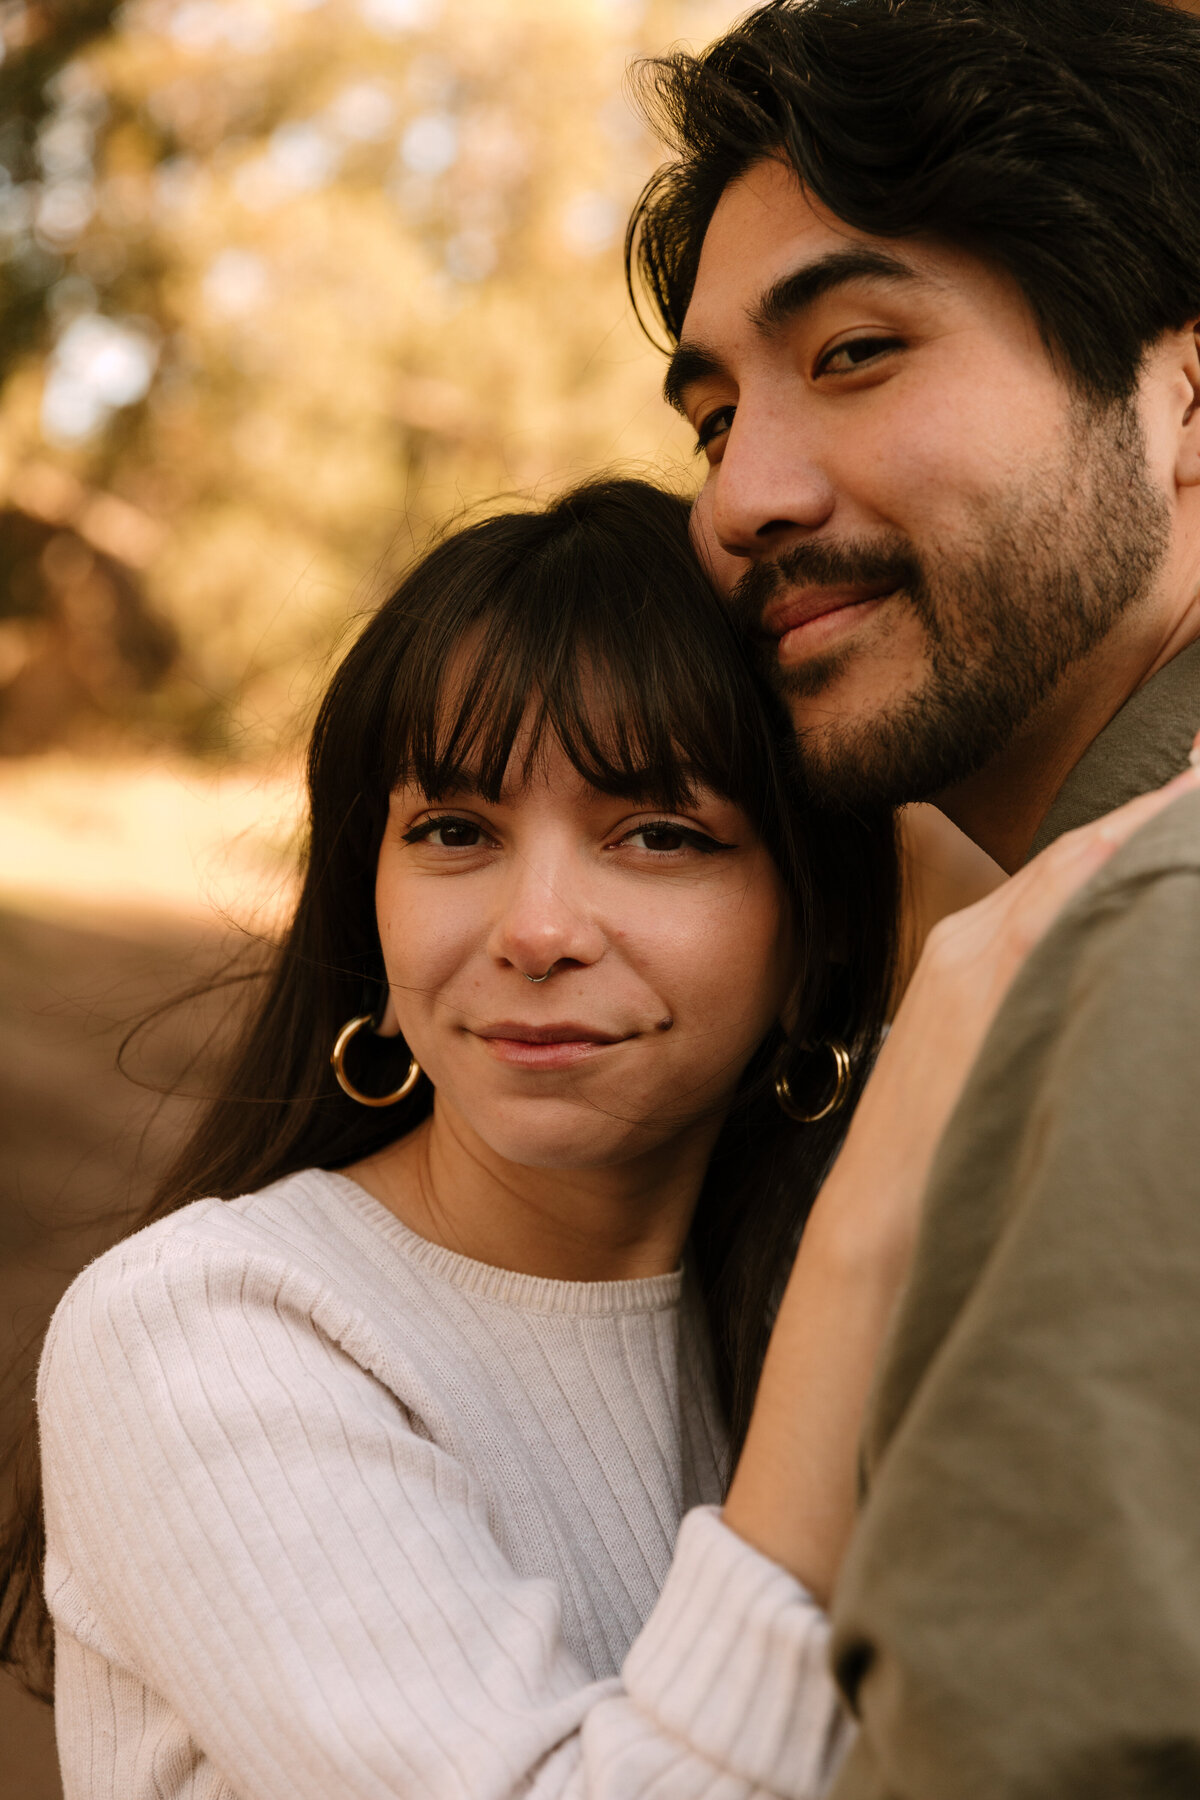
[38,1167,851,1799]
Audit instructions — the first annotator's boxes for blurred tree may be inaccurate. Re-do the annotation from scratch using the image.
[0,0,712,755]
[0,0,123,384]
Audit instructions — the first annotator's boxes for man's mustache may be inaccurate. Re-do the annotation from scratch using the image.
[727,538,923,634]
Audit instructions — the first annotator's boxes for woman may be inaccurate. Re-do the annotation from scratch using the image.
[8,478,1193,1799]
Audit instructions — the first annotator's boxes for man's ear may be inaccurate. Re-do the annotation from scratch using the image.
[1175,319,1200,488]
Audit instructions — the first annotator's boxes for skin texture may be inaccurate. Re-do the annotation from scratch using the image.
[670,158,1200,871]
[348,736,794,1282]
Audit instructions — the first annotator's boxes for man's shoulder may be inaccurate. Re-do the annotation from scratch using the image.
[1041,784,1200,1001]
[997,788,1200,1064]
[1086,782,1200,895]
[1030,638,1200,854]
[862,794,1200,1469]
[1024,786,1200,991]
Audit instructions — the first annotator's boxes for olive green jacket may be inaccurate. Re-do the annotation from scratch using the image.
[828,638,1200,1800]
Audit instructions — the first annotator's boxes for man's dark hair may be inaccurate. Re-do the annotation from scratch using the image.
[627,0,1200,404]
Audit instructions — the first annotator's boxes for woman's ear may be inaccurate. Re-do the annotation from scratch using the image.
[376,988,402,1038]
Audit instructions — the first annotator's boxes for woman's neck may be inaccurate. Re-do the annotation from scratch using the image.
[345,1100,720,1283]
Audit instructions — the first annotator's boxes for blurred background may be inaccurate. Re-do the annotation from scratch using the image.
[0,0,723,1790]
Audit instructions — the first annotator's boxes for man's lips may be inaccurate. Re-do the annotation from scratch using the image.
[760,577,901,640]
[473,1022,629,1071]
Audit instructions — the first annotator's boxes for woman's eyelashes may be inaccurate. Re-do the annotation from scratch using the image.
[402,814,490,849]
[617,821,734,857]
[400,814,734,858]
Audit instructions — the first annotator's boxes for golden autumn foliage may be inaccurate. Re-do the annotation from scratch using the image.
[0,0,726,755]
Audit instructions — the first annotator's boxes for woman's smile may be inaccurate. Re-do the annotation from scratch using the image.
[472,1020,631,1070]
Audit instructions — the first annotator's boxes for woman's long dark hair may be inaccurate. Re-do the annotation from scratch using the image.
[0,475,898,1697]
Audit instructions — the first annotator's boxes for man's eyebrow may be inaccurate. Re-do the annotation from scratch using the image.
[663,246,924,415]
[753,246,923,335]
[662,342,728,416]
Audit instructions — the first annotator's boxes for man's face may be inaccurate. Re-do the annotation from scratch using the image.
[671,158,1170,808]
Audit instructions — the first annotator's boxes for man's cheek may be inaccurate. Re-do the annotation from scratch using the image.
[688,487,742,597]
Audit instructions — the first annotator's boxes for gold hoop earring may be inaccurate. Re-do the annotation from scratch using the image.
[774,1039,852,1124]
[331,1014,422,1108]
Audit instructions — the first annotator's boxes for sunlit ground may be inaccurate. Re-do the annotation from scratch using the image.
[0,751,304,929]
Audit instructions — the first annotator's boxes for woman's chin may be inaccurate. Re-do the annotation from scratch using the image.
[456,1098,670,1173]
[475,1127,657,1173]
[430,1065,729,1175]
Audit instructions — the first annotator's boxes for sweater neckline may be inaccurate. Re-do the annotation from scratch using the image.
[311,1169,685,1317]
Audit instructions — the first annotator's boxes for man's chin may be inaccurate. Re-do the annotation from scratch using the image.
[773,647,857,707]
[790,682,1023,812]
[774,665,979,811]
[788,720,938,812]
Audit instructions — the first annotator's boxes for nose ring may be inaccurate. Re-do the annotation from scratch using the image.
[525,967,555,983]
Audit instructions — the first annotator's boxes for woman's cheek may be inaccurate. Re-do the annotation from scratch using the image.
[378,887,475,1030]
[657,881,791,1054]
[706,887,795,1047]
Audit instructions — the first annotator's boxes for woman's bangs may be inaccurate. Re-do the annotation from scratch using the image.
[381,583,750,811]
[538,638,737,808]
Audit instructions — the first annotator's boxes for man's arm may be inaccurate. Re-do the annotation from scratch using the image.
[829,833,1200,1798]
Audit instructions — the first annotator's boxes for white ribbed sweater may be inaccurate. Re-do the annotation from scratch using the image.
[38,1167,850,1799]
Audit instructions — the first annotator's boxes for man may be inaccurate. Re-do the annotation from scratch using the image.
[628,1,1200,1793]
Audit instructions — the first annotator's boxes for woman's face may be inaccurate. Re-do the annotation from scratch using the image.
[375,735,796,1171]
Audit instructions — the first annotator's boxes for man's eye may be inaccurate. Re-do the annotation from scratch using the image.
[403,816,486,848]
[816,335,902,377]
[695,404,736,454]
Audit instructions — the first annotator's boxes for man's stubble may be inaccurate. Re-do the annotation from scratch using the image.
[728,400,1171,812]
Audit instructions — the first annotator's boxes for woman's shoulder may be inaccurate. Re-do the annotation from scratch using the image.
[37,1168,696,1446]
[38,1169,404,1396]
[50,1165,354,1282]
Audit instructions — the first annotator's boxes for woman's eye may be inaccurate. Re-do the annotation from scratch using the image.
[622,822,727,855]
[404,816,487,849]
[694,404,736,456]
[633,824,688,852]
[816,335,902,376]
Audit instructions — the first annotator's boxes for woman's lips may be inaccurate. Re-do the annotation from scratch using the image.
[473,1023,627,1071]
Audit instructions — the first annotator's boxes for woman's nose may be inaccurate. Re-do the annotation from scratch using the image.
[486,855,606,980]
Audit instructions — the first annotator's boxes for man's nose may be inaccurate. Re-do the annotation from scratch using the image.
[705,403,836,567]
[486,854,606,980]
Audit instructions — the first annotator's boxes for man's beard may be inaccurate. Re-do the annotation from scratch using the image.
[727,400,1171,811]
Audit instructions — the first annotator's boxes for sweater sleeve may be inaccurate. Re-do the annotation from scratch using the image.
[39,1238,849,1800]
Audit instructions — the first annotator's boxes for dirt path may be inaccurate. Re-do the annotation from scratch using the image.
[1,903,237,1800]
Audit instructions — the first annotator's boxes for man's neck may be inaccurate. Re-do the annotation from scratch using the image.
[936,610,1200,872]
